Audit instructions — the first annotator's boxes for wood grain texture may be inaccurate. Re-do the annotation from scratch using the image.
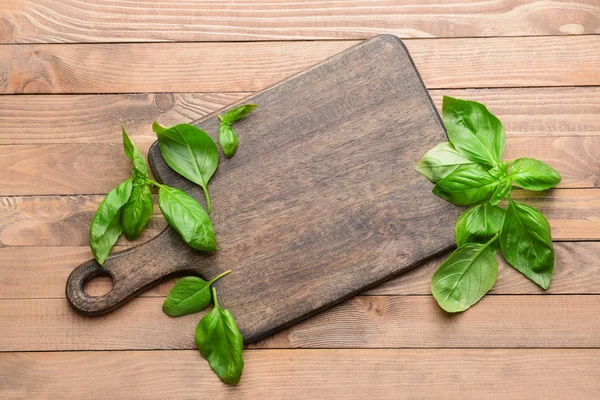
[2,87,600,146]
[2,0,600,43]
[1,349,599,399]
[2,189,597,248]
[66,35,462,342]
[1,242,598,300]
[1,135,596,195]
[2,36,599,94]
[2,295,600,350]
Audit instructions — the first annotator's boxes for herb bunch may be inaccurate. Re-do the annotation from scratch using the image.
[416,96,561,312]
[89,104,256,385]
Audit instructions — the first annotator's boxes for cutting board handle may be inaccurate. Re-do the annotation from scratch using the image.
[66,228,197,315]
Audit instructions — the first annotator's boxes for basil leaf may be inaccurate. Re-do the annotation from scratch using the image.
[431,237,498,313]
[196,288,244,385]
[158,185,216,251]
[500,197,554,289]
[510,158,561,191]
[415,142,476,183]
[89,178,133,265]
[163,271,230,317]
[433,164,500,206]
[153,122,218,213]
[121,183,153,240]
[490,177,512,206]
[219,123,239,159]
[442,96,504,166]
[221,104,257,124]
[488,161,508,179]
[122,127,148,178]
[455,203,505,251]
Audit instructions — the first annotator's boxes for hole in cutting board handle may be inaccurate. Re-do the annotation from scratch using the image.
[84,273,114,297]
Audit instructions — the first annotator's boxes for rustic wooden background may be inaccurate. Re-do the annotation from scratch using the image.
[1,1,599,398]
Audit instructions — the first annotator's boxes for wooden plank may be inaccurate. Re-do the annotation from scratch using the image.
[1,349,599,399]
[1,134,595,195]
[1,189,597,248]
[2,87,600,146]
[1,241,598,300]
[1,295,600,350]
[2,0,599,43]
[1,36,599,94]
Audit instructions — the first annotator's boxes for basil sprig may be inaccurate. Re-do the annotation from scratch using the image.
[217,104,257,158]
[89,128,216,265]
[417,96,561,312]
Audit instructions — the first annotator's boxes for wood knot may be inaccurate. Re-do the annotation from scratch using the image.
[0,15,16,43]
[153,93,174,113]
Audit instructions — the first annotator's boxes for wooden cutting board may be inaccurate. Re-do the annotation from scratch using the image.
[67,35,460,343]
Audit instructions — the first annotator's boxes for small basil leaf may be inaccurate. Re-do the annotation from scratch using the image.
[122,127,148,177]
[153,122,218,212]
[219,123,239,158]
[158,185,216,251]
[490,178,512,206]
[431,238,498,313]
[196,288,244,385]
[121,183,153,240]
[442,96,504,166]
[415,142,477,183]
[90,178,133,265]
[488,161,508,179]
[510,158,561,191]
[455,203,505,251]
[221,104,257,124]
[500,197,554,289]
[432,164,500,206]
[163,270,230,317]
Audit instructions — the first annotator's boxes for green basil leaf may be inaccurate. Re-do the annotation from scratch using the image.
[415,142,476,183]
[196,288,244,385]
[121,184,153,240]
[153,122,218,212]
[122,127,148,178]
[500,197,554,289]
[221,104,257,124]
[219,123,239,158]
[431,238,498,313]
[510,158,561,191]
[489,178,512,206]
[442,96,504,166]
[158,185,216,251]
[488,161,508,179]
[455,203,505,251]
[433,164,500,206]
[89,178,133,265]
[163,271,230,317]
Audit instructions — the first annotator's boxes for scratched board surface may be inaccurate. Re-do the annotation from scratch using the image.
[67,35,460,342]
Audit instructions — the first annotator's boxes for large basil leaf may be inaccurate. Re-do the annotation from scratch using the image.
[221,104,257,124]
[430,238,498,312]
[455,203,505,252]
[500,197,554,289]
[415,142,476,183]
[158,185,216,251]
[89,178,133,265]
[219,122,239,159]
[121,183,153,240]
[196,288,244,385]
[433,164,500,206]
[510,158,561,191]
[163,271,230,317]
[122,127,148,178]
[442,96,504,166]
[153,122,218,212]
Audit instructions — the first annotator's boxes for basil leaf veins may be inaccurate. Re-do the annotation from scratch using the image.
[510,158,561,191]
[433,164,500,206]
[455,203,505,251]
[121,183,153,240]
[415,142,477,183]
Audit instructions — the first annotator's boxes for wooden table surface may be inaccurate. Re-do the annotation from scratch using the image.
[1,1,599,399]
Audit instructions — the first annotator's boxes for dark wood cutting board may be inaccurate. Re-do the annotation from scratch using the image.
[67,35,460,343]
